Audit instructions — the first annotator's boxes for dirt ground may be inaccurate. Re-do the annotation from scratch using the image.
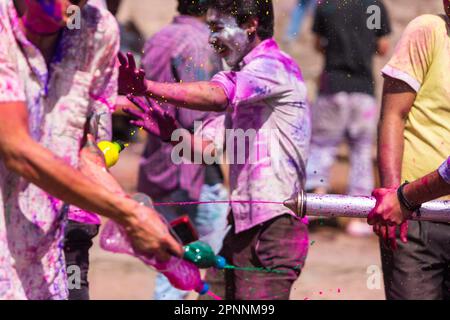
[89,0,446,300]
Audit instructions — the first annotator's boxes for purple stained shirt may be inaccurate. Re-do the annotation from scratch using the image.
[138,15,222,201]
[438,157,450,184]
[0,2,118,299]
[204,38,311,233]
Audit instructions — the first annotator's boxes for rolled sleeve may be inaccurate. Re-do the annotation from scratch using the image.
[438,157,450,184]
[381,15,436,92]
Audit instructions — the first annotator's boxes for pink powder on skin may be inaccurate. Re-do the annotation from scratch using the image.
[89,92,116,113]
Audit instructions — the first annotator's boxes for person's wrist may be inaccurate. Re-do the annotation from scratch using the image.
[402,183,421,215]
[113,195,140,230]
[397,181,421,213]
[143,79,154,97]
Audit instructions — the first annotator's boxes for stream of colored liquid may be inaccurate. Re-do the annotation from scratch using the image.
[224,265,289,274]
[153,200,284,207]
[206,291,223,300]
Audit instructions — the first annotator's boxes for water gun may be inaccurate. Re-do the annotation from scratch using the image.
[97,140,126,168]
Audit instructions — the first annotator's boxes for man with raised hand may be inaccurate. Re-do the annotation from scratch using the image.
[119,0,311,301]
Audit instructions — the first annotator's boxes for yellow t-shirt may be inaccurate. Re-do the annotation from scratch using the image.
[382,14,450,182]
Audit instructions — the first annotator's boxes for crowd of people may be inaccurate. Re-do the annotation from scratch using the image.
[0,0,449,300]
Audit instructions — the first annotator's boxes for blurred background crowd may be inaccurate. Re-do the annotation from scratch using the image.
[87,0,445,300]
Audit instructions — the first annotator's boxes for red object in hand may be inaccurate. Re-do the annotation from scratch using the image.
[170,215,199,245]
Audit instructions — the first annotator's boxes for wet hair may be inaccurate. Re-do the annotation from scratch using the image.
[207,0,274,40]
[177,0,209,16]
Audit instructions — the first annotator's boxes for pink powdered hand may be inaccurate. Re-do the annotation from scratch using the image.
[124,95,179,142]
[367,188,412,226]
[368,188,409,250]
[118,52,147,96]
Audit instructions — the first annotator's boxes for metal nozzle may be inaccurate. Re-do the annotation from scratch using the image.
[283,190,306,218]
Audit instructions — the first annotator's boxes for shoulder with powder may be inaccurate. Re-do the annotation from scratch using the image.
[407,14,448,34]
[83,4,120,49]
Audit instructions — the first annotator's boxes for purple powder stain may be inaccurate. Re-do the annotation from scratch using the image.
[37,0,61,20]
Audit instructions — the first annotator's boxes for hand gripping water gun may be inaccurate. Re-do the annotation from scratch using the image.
[283,190,450,222]
[100,193,210,295]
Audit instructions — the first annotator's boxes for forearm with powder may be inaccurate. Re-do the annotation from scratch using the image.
[378,77,416,188]
[403,157,450,206]
[377,105,406,188]
[145,80,228,112]
[4,134,137,226]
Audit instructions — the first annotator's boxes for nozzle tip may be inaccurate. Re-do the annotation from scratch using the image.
[283,198,297,214]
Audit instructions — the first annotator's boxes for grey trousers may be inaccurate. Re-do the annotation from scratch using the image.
[380,221,450,300]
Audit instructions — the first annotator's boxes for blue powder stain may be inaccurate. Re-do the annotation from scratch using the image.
[51,34,65,64]
[37,0,58,17]
[253,86,270,96]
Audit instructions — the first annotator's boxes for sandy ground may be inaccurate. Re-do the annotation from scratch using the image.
[89,0,446,300]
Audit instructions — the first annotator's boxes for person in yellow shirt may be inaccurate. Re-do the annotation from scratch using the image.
[368,156,450,226]
[374,0,450,299]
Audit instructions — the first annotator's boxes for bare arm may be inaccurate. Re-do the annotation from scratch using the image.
[368,167,450,227]
[0,102,129,218]
[377,76,416,188]
[0,101,182,258]
[118,52,228,112]
[404,170,450,207]
[145,80,228,112]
